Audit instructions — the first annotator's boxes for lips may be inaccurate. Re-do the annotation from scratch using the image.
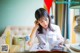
[45,25,47,27]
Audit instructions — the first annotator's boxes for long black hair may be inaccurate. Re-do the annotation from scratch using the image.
[35,8,51,34]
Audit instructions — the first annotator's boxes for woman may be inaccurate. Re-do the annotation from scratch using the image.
[28,8,64,51]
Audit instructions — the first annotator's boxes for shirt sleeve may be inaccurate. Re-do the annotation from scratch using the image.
[56,26,64,43]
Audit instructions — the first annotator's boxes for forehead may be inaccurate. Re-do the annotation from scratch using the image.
[38,16,47,21]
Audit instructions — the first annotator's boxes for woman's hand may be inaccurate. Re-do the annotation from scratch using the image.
[58,42,64,47]
[28,40,33,46]
[34,20,39,28]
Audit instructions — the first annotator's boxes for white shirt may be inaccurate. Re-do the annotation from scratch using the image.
[36,24,64,50]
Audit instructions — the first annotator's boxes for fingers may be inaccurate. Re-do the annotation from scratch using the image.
[34,20,39,29]
[34,20,39,25]
[28,41,32,46]
[58,42,63,47]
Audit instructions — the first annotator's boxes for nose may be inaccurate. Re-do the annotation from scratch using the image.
[43,21,47,25]
[43,21,48,26]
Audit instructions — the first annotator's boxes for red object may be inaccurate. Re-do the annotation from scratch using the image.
[44,0,53,14]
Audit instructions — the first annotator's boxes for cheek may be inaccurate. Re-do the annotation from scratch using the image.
[45,19,49,25]
[47,20,49,24]
[38,20,49,28]
[41,21,49,27]
[39,23,44,27]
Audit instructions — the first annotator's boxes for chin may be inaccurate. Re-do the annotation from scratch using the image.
[44,26,48,29]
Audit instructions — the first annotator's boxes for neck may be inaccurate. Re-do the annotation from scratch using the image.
[44,27,48,30]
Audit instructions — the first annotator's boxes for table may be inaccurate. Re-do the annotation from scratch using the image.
[28,43,69,53]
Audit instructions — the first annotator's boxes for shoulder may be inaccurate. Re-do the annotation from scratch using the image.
[51,24,59,28]
[50,24,60,31]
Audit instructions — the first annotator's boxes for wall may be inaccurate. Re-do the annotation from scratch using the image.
[0,0,43,36]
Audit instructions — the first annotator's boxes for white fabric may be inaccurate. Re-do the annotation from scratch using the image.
[30,24,64,51]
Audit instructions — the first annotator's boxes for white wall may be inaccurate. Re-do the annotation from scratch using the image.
[0,0,44,36]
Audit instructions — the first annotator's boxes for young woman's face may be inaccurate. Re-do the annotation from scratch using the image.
[38,16,49,29]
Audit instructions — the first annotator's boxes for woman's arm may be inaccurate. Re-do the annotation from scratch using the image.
[28,21,39,46]
[56,26,64,46]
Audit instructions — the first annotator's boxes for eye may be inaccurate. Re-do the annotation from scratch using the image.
[44,18,48,21]
[40,20,44,23]
[45,18,47,21]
